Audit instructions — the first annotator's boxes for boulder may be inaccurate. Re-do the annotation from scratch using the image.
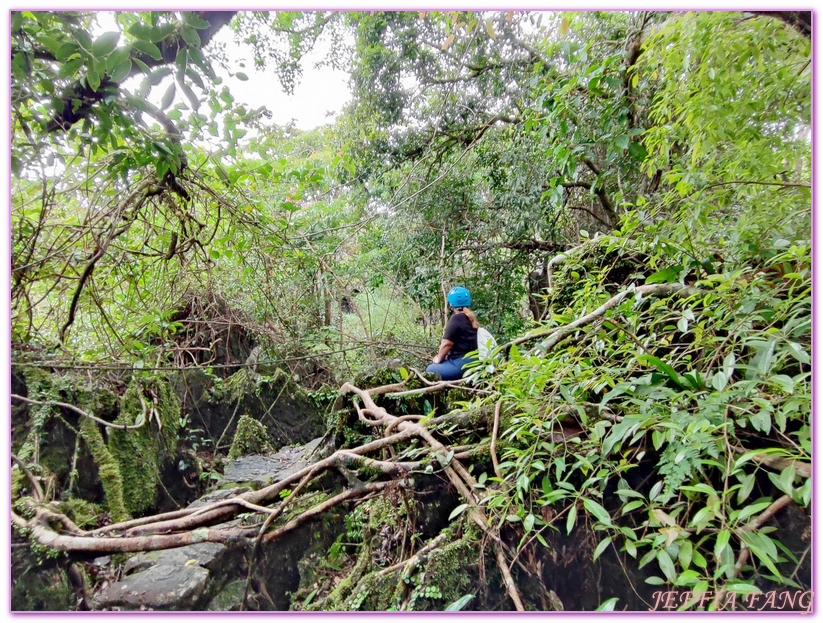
[93,563,210,611]
[223,436,334,488]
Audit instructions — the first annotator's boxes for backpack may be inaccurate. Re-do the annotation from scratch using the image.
[477,326,497,359]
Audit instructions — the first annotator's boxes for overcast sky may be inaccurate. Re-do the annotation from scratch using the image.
[210,20,352,131]
[95,11,351,131]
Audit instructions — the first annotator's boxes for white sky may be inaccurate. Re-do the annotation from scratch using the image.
[95,11,351,131]
[210,20,351,130]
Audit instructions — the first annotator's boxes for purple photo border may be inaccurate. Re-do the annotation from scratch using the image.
[4,4,816,619]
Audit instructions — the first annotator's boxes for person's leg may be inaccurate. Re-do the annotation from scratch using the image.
[427,357,479,380]
[425,358,464,380]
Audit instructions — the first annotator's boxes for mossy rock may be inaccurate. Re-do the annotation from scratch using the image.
[207,579,247,611]
[107,378,181,516]
[227,414,271,460]
[346,570,402,611]
[414,535,479,608]
[80,417,129,523]
[177,367,325,452]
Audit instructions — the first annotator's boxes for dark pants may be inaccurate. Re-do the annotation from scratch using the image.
[426,356,475,381]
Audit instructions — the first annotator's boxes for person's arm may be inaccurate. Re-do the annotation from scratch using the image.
[432,339,453,364]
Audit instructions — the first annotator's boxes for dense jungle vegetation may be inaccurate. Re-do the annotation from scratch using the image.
[9,10,811,612]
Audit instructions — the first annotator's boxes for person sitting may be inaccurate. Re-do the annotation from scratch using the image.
[426,286,479,381]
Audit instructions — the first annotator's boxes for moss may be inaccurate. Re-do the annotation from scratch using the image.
[347,569,401,611]
[22,366,53,392]
[16,368,58,462]
[11,468,23,501]
[416,535,479,607]
[58,498,102,529]
[77,386,119,420]
[465,404,495,428]
[227,414,271,460]
[107,378,180,515]
[325,551,370,609]
[367,495,400,533]
[79,418,130,523]
[207,579,247,611]
[10,561,73,611]
[211,368,256,403]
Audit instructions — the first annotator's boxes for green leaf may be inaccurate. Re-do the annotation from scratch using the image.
[566,504,577,534]
[593,537,611,561]
[127,22,154,40]
[150,22,177,42]
[628,141,647,162]
[736,501,772,523]
[678,540,693,569]
[152,140,175,156]
[180,25,200,48]
[215,165,230,182]
[645,266,682,284]
[583,498,613,526]
[596,597,619,611]
[711,371,727,391]
[86,66,101,92]
[784,341,810,364]
[55,41,80,62]
[107,48,132,82]
[57,57,84,78]
[622,500,644,514]
[714,529,731,560]
[444,594,474,611]
[39,36,63,57]
[748,409,771,434]
[178,80,200,110]
[741,532,782,578]
[236,72,249,81]
[723,353,736,379]
[657,550,676,583]
[448,503,468,521]
[615,134,630,150]
[723,583,761,595]
[738,473,755,504]
[131,39,163,61]
[159,82,176,110]
[302,588,319,608]
[183,12,212,29]
[637,354,682,386]
[92,32,120,58]
[175,48,188,79]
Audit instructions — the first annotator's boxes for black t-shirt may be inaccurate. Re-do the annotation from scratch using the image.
[442,312,478,359]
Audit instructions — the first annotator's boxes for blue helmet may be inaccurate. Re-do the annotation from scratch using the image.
[447,286,471,308]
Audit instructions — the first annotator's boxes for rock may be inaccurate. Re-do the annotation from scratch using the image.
[207,579,247,611]
[123,542,228,575]
[223,436,334,488]
[90,435,341,611]
[93,563,210,610]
